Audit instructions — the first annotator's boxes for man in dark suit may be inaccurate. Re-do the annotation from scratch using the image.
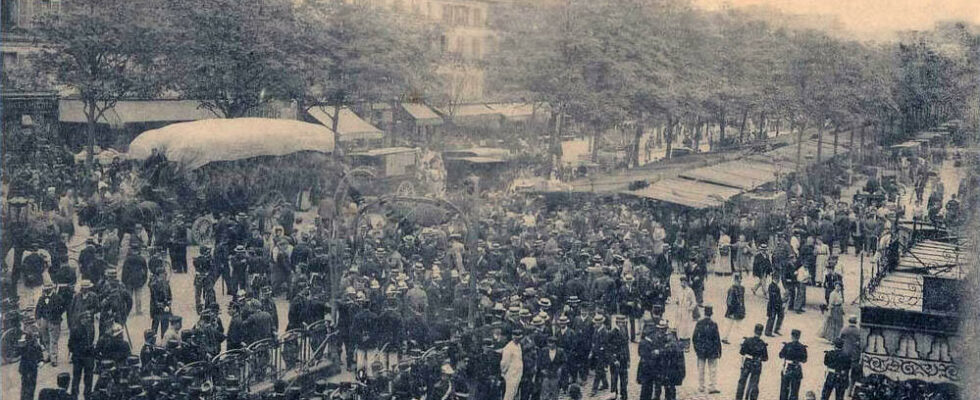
[692,306,721,394]
[765,277,784,337]
[538,336,566,400]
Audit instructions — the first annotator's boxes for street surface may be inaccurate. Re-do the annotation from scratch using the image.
[2,158,963,400]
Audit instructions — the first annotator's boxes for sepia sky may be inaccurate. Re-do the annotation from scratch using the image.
[694,0,980,40]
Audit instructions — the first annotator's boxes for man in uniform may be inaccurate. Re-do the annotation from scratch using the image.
[193,247,215,311]
[609,315,630,399]
[778,329,808,400]
[259,286,279,333]
[636,323,658,400]
[20,328,45,400]
[765,276,784,337]
[735,324,768,400]
[121,242,148,315]
[821,339,849,400]
[38,372,72,400]
[149,267,173,339]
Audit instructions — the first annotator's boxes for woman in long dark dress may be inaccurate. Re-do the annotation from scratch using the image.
[722,274,746,344]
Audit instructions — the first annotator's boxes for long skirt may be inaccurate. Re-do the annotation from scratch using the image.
[820,305,844,341]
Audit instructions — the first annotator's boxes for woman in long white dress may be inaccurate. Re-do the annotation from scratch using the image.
[713,232,732,275]
[674,277,698,350]
[820,283,845,341]
[814,238,830,286]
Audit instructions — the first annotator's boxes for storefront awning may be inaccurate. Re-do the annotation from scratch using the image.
[59,100,215,126]
[621,177,742,209]
[307,106,383,142]
[401,103,443,126]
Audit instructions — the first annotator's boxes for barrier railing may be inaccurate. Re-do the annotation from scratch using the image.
[177,319,336,394]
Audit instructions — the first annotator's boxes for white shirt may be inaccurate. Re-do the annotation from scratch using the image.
[501,340,523,378]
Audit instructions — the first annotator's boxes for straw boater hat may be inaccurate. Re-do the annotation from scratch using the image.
[592,314,606,324]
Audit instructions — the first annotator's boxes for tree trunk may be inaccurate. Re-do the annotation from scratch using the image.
[718,110,726,144]
[775,117,780,137]
[796,119,807,172]
[738,108,749,142]
[664,115,674,161]
[84,98,98,171]
[631,120,643,168]
[833,126,840,157]
[331,103,343,158]
[591,126,601,163]
[552,104,565,179]
[848,126,856,164]
[757,111,766,140]
[816,124,824,163]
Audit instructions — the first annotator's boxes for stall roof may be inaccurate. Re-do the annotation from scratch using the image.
[60,99,214,125]
[445,156,507,164]
[864,240,967,313]
[401,103,443,126]
[621,177,742,209]
[679,160,781,190]
[307,106,383,142]
[126,118,334,170]
[890,141,920,149]
[352,147,417,157]
[444,148,511,159]
[487,103,537,122]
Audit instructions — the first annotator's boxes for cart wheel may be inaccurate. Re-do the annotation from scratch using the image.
[1,328,22,364]
[191,216,215,247]
[258,190,287,209]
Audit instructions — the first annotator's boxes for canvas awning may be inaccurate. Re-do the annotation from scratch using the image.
[890,141,920,149]
[126,118,334,170]
[487,103,536,122]
[307,106,383,142]
[59,100,214,126]
[400,103,443,126]
[621,177,742,209]
[679,160,781,190]
[435,104,502,124]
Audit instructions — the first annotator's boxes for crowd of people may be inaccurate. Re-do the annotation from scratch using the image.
[3,142,966,400]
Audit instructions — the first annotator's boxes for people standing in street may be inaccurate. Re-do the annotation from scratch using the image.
[19,328,44,400]
[735,324,768,400]
[821,339,850,400]
[538,336,565,400]
[751,244,772,297]
[68,311,96,399]
[765,276,784,337]
[659,329,685,400]
[692,305,721,394]
[636,324,658,400]
[590,314,610,395]
[501,329,524,400]
[814,238,829,286]
[820,283,844,342]
[149,265,172,339]
[673,277,697,351]
[35,283,65,367]
[609,315,630,400]
[121,242,148,315]
[778,329,808,400]
[723,274,746,344]
[839,316,863,396]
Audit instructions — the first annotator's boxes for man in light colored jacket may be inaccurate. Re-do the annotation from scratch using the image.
[501,329,524,400]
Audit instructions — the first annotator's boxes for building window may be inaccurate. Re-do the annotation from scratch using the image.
[2,0,20,30]
[472,8,482,27]
[471,37,482,59]
[2,52,18,68]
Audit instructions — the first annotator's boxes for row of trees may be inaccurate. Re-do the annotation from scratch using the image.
[487,0,979,169]
[16,0,440,165]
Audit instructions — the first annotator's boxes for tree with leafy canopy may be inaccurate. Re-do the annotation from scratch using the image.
[292,0,440,155]
[162,0,305,118]
[31,0,168,168]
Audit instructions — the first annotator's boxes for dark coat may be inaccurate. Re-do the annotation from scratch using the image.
[692,318,722,359]
[725,285,746,320]
[121,253,148,289]
[537,348,566,378]
[660,342,686,386]
[767,282,783,317]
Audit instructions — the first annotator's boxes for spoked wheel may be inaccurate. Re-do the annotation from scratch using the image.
[191,216,216,247]
[257,190,287,210]
[396,181,416,197]
[1,328,22,364]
